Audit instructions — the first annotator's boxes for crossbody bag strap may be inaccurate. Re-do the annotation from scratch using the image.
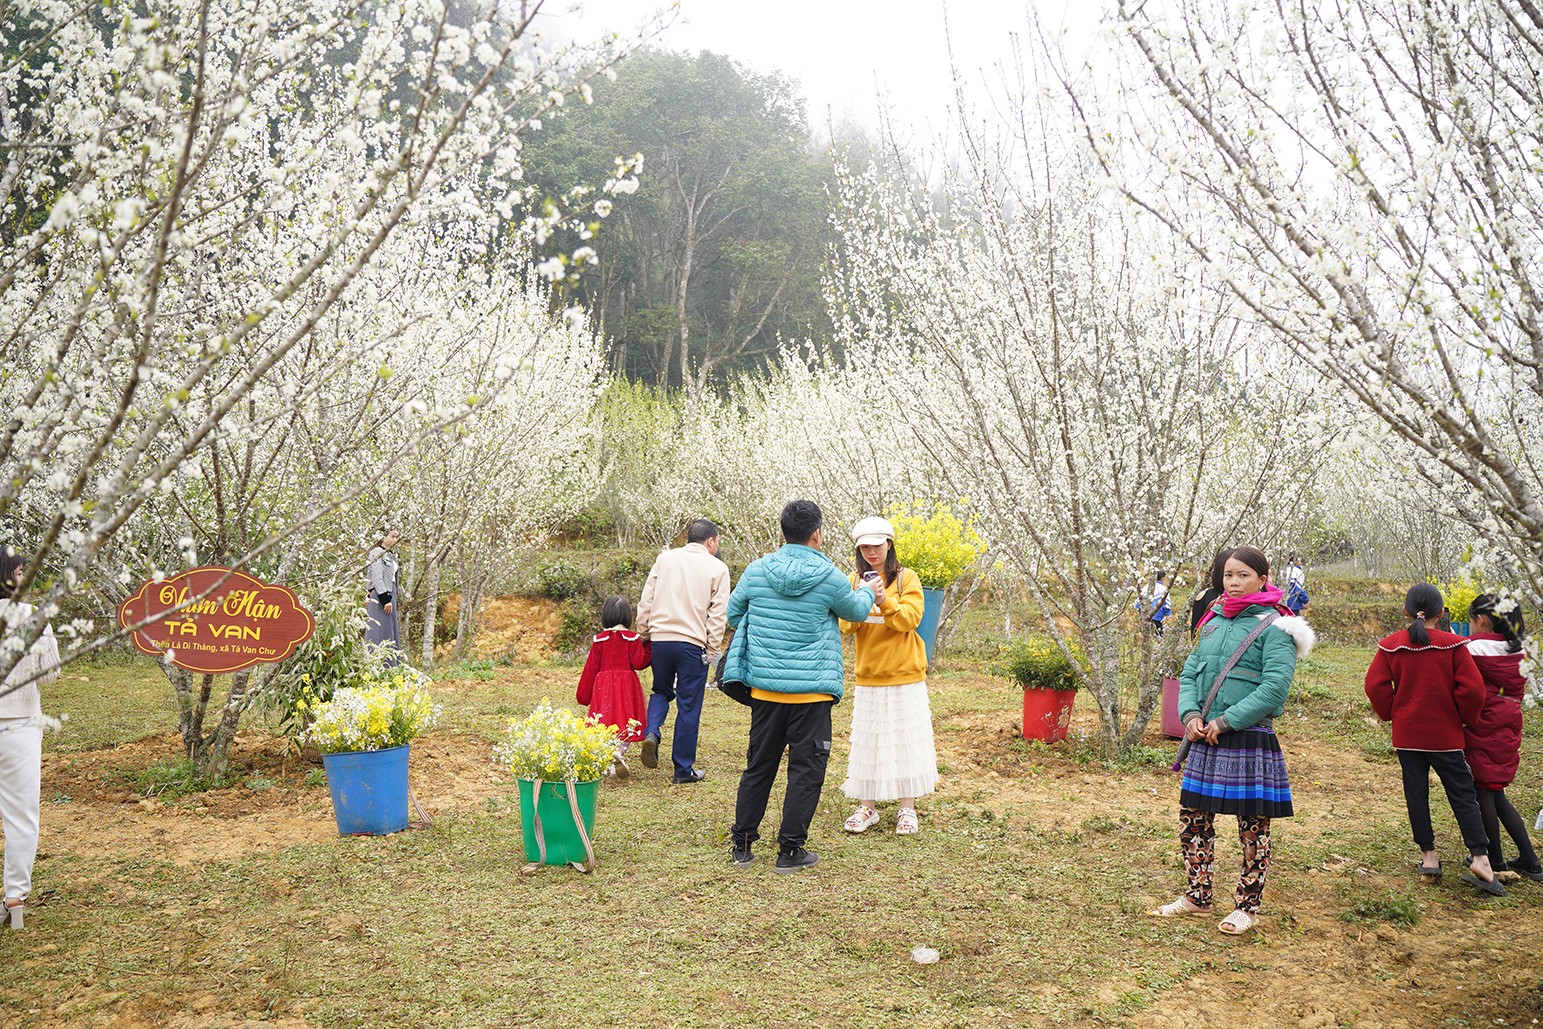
[1173,611,1281,771]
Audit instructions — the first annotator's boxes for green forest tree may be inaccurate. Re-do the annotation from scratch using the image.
[524,49,832,389]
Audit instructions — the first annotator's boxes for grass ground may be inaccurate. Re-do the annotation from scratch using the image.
[4,642,1543,1028]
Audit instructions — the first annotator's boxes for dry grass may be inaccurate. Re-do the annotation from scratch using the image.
[4,645,1542,1028]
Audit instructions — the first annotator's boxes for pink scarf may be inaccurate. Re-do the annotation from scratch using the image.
[1196,583,1293,631]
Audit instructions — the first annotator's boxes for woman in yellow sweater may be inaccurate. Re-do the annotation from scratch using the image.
[838,516,938,835]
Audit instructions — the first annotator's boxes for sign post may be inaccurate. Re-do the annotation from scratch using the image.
[118,567,316,673]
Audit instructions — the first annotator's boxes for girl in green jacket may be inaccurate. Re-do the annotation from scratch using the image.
[1150,546,1315,935]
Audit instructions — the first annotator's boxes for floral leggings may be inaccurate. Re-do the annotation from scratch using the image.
[1179,807,1272,913]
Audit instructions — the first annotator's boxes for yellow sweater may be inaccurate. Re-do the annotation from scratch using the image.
[839,568,928,686]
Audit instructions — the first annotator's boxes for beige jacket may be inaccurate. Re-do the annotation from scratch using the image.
[636,542,730,652]
[0,599,60,720]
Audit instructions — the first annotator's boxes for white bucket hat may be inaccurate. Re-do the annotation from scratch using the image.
[851,516,894,547]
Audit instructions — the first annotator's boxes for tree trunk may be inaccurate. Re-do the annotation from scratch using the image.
[674,191,698,386]
[1087,621,1123,758]
[454,572,485,661]
[420,556,440,669]
[201,669,252,783]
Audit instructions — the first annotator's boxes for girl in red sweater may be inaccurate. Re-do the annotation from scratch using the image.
[1464,594,1541,880]
[1365,584,1504,895]
[576,596,651,777]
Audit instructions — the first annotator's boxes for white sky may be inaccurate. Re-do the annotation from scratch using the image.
[547,0,1103,140]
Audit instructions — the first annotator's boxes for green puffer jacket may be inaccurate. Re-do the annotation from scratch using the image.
[1178,606,1303,732]
[722,544,875,701]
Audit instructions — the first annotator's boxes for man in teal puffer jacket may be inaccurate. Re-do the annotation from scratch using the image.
[725,499,876,873]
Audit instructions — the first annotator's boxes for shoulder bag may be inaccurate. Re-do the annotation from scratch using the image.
[714,623,753,707]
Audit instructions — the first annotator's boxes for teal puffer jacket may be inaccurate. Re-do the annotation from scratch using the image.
[1178,606,1300,731]
[723,544,875,701]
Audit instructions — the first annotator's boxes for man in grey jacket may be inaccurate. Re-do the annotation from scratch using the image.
[636,518,730,783]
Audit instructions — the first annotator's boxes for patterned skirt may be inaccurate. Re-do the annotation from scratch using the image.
[1179,727,1294,818]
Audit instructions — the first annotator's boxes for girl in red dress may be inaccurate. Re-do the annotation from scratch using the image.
[576,595,651,777]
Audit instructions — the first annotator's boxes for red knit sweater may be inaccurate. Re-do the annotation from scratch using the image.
[1365,628,1486,750]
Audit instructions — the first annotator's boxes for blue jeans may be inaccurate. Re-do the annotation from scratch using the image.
[646,641,707,777]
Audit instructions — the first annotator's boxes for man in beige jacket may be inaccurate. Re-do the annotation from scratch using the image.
[636,519,730,783]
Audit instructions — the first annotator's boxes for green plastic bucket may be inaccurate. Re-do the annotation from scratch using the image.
[517,778,600,870]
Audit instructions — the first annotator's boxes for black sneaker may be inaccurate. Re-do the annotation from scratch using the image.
[730,845,754,868]
[640,734,659,769]
[774,848,819,874]
[671,769,706,785]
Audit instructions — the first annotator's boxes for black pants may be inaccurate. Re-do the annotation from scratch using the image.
[731,697,833,852]
[1478,788,1541,871]
[1397,749,1490,855]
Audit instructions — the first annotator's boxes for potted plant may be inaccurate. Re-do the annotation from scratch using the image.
[887,501,984,663]
[262,580,393,750]
[304,666,440,835]
[493,699,620,873]
[1436,578,1479,636]
[999,635,1083,743]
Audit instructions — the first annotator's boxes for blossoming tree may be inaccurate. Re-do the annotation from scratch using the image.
[825,109,1334,753]
[1094,0,1543,599]
[0,0,657,775]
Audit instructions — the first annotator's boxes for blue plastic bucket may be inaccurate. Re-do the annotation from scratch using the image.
[916,587,946,666]
[321,744,410,836]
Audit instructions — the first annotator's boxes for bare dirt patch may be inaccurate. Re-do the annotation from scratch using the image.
[439,593,564,662]
[40,730,510,866]
[934,701,1543,1028]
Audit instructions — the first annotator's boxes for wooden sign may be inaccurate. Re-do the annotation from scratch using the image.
[118,567,315,674]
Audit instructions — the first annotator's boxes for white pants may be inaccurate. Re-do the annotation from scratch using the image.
[0,718,41,901]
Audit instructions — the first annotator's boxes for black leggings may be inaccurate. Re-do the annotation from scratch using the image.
[1397,750,1489,856]
[1478,788,1540,871]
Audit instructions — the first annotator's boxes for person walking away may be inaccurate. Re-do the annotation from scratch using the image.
[0,545,61,929]
[1148,571,1172,635]
[839,516,937,836]
[576,595,651,778]
[365,530,404,666]
[1364,583,1504,895]
[724,500,876,873]
[635,519,730,784]
[1284,557,1309,615]
[1150,546,1314,935]
[1462,593,1541,881]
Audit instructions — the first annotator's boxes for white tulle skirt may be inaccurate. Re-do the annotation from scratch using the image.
[841,681,939,802]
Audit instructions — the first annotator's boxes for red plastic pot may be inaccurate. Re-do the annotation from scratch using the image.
[1021,688,1076,743]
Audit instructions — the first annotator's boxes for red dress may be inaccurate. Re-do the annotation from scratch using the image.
[1463,633,1526,789]
[576,629,650,742]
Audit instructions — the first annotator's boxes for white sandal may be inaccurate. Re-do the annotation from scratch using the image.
[1218,909,1256,934]
[895,808,919,835]
[844,805,880,833]
[1148,896,1212,917]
